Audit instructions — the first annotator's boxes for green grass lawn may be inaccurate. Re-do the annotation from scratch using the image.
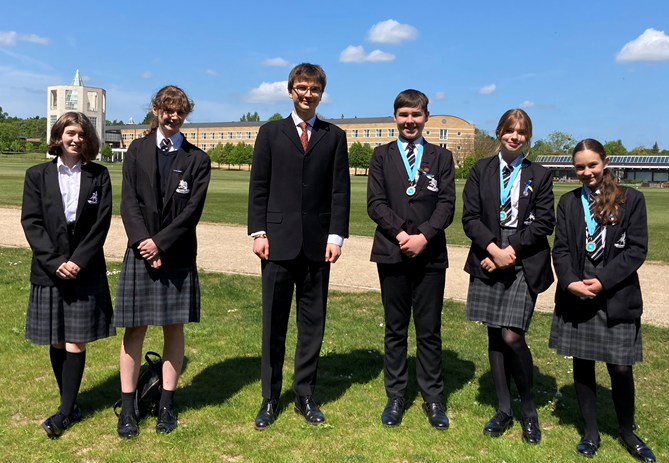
[3,156,669,261]
[1,246,668,462]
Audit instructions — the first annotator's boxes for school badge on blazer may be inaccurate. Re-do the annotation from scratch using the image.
[614,232,627,248]
[87,191,99,205]
[176,180,190,194]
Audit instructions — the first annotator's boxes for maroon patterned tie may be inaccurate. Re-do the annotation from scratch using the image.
[298,122,309,152]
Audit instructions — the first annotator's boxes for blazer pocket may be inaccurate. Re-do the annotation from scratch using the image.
[266,212,283,224]
[319,213,331,225]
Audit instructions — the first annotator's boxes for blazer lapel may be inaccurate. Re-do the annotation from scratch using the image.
[75,164,93,223]
[305,118,327,155]
[141,132,158,191]
[486,157,502,236]
[416,142,434,193]
[281,116,305,153]
[162,146,192,212]
[389,141,410,186]
[45,160,66,228]
[517,159,533,225]
[571,191,586,274]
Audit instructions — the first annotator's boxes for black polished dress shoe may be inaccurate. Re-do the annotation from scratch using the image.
[576,435,601,458]
[620,434,656,462]
[294,396,325,425]
[57,401,82,423]
[381,397,404,427]
[520,415,542,445]
[117,412,139,439]
[254,398,278,430]
[483,410,513,437]
[422,402,449,430]
[41,413,70,439]
[156,405,177,434]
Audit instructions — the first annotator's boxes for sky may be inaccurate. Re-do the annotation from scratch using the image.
[1,0,668,150]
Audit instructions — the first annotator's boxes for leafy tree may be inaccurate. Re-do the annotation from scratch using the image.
[10,140,21,152]
[210,143,225,168]
[100,143,113,159]
[222,142,235,168]
[348,141,365,174]
[316,112,327,120]
[603,140,627,157]
[141,111,155,125]
[0,140,7,151]
[240,112,260,122]
[629,145,645,156]
[651,142,660,155]
[458,155,477,179]
[38,141,48,153]
[25,141,33,152]
[0,106,7,121]
[473,128,497,159]
[661,149,669,156]
[268,113,284,122]
[230,142,253,168]
[361,143,373,175]
[545,131,575,155]
[106,119,125,126]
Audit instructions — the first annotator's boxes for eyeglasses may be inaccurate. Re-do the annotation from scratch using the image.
[292,85,322,96]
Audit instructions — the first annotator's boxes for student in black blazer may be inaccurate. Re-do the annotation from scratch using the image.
[114,86,211,438]
[367,90,455,430]
[462,109,554,444]
[21,111,114,438]
[248,63,350,429]
[549,139,655,461]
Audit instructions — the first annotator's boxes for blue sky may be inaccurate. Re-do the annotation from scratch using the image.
[1,0,668,149]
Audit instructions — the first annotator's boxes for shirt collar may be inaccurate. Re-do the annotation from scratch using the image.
[583,184,600,197]
[57,155,81,172]
[398,136,424,148]
[498,152,524,169]
[156,129,184,151]
[291,111,317,128]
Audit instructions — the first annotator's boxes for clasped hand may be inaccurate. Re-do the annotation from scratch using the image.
[56,261,81,280]
[482,243,517,272]
[567,278,603,298]
[138,238,162,269]
[396,231,428,258]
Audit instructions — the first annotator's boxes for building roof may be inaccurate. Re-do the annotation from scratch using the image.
[536,155,669,169]
[72,69,84,86]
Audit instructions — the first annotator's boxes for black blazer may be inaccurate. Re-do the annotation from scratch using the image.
[21,158,112,286]
[120,132,211,268]
[553,186,647,321]
[247,116,351,262]
[367,140,455,269]
[462,156,555,294]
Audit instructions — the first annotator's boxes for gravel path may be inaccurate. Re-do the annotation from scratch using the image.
[2,207,667,327]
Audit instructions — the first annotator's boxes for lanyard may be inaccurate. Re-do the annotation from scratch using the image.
[580,185,599,236]
[499,154,523,206]
[397,138,424,183]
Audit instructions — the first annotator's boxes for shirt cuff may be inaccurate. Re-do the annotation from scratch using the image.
[327,234,344,247]
[251,231,266,237]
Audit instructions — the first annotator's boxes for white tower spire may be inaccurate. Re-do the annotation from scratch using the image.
[71,69,84,86]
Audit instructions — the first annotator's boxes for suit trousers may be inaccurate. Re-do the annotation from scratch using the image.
[261,252,331,399]
[378,263,445,403]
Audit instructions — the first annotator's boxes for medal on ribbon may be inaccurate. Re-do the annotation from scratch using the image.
[397,138,424,197]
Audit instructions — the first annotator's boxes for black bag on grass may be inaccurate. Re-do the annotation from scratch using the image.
[114,351,163,420]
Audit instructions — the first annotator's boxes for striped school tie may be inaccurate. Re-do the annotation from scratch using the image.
[500,165,513,226]
[159,138,171,152]
[406,142,416,169]
[587,192,604,262]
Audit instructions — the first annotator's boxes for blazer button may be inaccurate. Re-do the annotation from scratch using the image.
[302,211,307,215]
[407,220,413,225]
[303,183,307,187]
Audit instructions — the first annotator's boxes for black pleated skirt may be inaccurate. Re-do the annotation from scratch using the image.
[113,248,200,328]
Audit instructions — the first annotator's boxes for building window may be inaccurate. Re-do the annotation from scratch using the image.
[440,143,448,148]
[363,129,370,138]
[388,128,395,137]
[375,129,382,137]
[375,143,382,147]
[209,144,215,149]
[136,133,142,138]
[89,116,97,129]
[255,131,259,137]
[439,129,448,140]
[122,134,127,140]
[129,133,134,141]
[202,132,207,140]
[457,131,462,136]
[228,132,233,139]
[65,90,78,110]
[351,129,358,137]
[456,145,461,150]
[191,132,196,139]
[246,131,251,139]
[201,144,207,150]
[218,132,224,139]
[425,131,431,135]
[210,132,215,139]
[50,90,57,110]
[236,132,242,139]
[50,115,57,128]
[87,92,98,111]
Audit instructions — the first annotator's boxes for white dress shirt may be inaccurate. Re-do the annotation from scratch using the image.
[498,152,524,228]
[57,156,82,224]
[252,112,343,247]
[156,129,184,152]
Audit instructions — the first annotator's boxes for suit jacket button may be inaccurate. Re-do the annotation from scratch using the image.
[303,183,307,187]
[407,220,413,225]
[302,211,307,215]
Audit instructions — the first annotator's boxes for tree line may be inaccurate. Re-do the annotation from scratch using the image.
[0,107,48,153]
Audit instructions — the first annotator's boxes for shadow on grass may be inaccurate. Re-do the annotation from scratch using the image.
[553,382,623,440]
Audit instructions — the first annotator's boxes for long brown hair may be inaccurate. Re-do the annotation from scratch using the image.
[47,111,99,163]
[145,85,195,136]
[573,138,626,225]
[495,109,533,155]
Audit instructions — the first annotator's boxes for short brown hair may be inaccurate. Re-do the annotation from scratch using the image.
[393,90,429,114]
[495,109,533,151]
[47,112,99,163]
[287,63,327,92]
[145,85,195,136]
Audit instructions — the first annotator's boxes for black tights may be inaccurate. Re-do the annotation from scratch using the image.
[488,327,536,417]
[573,358,640,446]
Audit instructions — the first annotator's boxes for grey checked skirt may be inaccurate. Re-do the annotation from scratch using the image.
[26,273,115,345]
[549,256,642,365]
[113,248,200,328]
[465,228,536,332]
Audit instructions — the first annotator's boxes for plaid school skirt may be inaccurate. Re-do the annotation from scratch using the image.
[465,228,537,332]
[549,256,642,365]
[26,273,115,345]
[113,248,200,328]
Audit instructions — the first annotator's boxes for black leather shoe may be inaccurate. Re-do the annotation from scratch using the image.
[294,396,325,425]
[576,435,601,458]
[422,402,449,430]
[381,397,404,427]
[620,434,656,462]
[254,398,278,430]
[483,410,513,437]
[57,401,82,423]
[41,413,70,439]
[117,412,138,439]
[156,406,177,434]
[520,415,542,445]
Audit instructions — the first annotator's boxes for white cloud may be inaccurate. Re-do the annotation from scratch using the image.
[261,57,289,67]
[616,29,669,63]
[0,31,50,47]
[518,100,534,108]
[82,75,91,82]
[476,84,496,95]
[339,45,395,63]
[367,20,418,44]
[205,69,219,76]
[321,92,332,104]
[140,71,153,79]
[431,91,446,102]
[243,81,289,104]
